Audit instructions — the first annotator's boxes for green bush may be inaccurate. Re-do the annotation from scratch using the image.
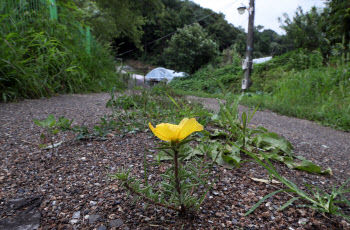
[250,49,324,92]
[0,2,123,102]
[170,64,243,94]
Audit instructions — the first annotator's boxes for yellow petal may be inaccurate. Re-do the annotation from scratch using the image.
[178,118,189,128]
[149,122,171,142]
[149,122,180,142]
[177,118,203,141]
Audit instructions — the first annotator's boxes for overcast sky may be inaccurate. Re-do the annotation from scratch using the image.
[191,0,327,34]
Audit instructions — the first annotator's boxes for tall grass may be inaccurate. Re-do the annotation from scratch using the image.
[242,64,350,131]
[0,1,123,102]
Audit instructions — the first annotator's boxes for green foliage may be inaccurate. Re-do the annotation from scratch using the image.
[170,62,243,94]
[110,133,216,216]
[279,7,328,52]
[242,150,350,221]
[245,58,350,131]
[33,114,72,154]
[105,86,212,133]
[0,1,123,102]
[207,92,331,174]
[163,23,219,74]
[324,0,350,54]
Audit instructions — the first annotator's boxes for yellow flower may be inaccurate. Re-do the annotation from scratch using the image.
[149,118,203,143]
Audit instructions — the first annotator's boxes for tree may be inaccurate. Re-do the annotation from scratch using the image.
[74,0,163,48]
[324,0,350,53]
[279,7,327,52]
[163,23,219,73]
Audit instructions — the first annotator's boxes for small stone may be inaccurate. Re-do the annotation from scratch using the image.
[212,191,219,196]
[108,214,117,219]
[89,215,100,224]
[97,226,107,230]
[298,209,307,216]
[232,219,238,224]
[109,219,124,228]
[83,210,90,215]
[72,211,80,219]
[298,218,309,225]
[90,201,97,206]
[215,212,223,217]
[70,219,79,224]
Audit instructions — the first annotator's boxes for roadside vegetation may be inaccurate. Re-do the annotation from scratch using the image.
[0,0,124,102]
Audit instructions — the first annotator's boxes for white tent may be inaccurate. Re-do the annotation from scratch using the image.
[145,67,186,83]
[253,56,272,64]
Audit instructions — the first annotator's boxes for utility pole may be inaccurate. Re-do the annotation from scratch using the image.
[241,0,255,90]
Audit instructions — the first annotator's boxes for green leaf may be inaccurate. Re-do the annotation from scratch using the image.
[278,197,300,211]
[222,144,241,167]
[294,160,332,174]
[52,129,60,135]
[245,189,290,216]
[45,114,56,127]
[253,132,293,156]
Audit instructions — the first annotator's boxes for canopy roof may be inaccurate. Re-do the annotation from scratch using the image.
[145,67,186,82]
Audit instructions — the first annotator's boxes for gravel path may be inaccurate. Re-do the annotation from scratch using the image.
[0,93,349,229]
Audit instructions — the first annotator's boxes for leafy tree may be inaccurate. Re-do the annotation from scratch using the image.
[163,23,219,73]
[74,0,163,48]
[324,0,350,53]
[279,7,327,52]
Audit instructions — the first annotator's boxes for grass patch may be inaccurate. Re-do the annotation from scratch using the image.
[0,2,124,102]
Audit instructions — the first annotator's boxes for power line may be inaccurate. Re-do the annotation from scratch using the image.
[117,0,240,57]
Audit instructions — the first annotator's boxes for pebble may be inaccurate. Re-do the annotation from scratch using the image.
[212,191,219,196]
[298,218,309,225]
[109,219,124,228]
[89,214,100,224]
[90,201,97,206]
[70,219,79,224]
[97,226,107,230]
[72,211,80,219]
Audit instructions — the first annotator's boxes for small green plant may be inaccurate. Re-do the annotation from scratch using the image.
[209,91,331,174]
[110,118,215,216]
[241,148,350,221]
[33,114,72,155]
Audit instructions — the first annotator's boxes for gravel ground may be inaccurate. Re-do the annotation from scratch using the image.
[0,93,349,230]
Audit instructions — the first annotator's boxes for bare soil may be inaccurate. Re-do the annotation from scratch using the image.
[0,93,349,230]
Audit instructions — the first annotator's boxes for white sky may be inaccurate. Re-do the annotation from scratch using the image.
[191,0,327,34]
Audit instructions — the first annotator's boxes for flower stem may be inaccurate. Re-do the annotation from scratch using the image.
[173,146,186,216]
